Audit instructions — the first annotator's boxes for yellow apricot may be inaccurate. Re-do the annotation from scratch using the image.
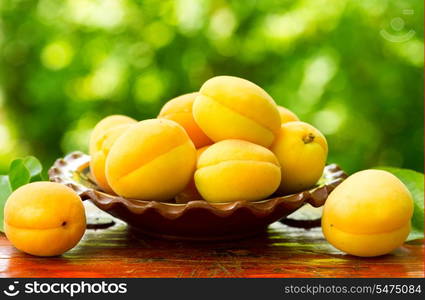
[322,170,413,257]
[89,115,137,193]
[158,92,212,148]
[193,76,281,147]
[194,139,281,203]
[89,115,136,154]
[277,105,300,124]
[4,182,86,257]
[271,121,328,194]
[106,119,197,201]
[90,124,136,193]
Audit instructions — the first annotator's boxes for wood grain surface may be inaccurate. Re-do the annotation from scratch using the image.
[0,203,423,278]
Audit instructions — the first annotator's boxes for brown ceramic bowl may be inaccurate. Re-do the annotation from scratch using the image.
[49,152,347,241]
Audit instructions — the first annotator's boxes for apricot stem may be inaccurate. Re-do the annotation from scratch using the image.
[303,133,315,144]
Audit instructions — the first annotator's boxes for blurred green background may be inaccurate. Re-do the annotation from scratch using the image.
[0,0,423,174]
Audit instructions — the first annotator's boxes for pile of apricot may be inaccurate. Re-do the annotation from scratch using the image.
[89,75,328,203]
[87,75,414,257]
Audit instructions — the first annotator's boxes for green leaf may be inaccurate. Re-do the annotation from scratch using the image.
[0,156,44,232]
[23,156,43,177]
[8,159,31,191]
[0,175,12,232]
[375,167,424,241]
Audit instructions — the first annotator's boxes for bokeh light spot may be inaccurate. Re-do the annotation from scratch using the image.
[134,72,165,103]
[145,22,175,48]
[208,8,237,40]
[0,124,13,154]
[66,0,125,29]
[176,0,207,34]
[41,40,74,70]
[313,106,346,135]
[68,59,126,101]
[298,53,338,111]
[61,114,97,153]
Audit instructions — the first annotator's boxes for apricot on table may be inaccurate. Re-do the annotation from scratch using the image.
[277,105,300,124]
[158,92,212,148]
[105,119,197,201]
[193,76,281,147]
[4,182,86,257]
[322,170,413,257]
[194,139,281,203]
[271,121,328,194]
[89,115,137,193]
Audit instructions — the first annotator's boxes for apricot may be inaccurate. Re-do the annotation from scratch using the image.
[194,139,281,203]
[105,119,197,201]
[4,182,86,257]
[158,92,212,148]
[89,115,137,193]
[90,124,136,193]
[322,170,413,257]
[89,115,136,154]
[277,105,300,124]
[271,121,328,194]
[193,76,281,147]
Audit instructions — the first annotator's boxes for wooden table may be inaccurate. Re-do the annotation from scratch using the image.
[0,203,423,278]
